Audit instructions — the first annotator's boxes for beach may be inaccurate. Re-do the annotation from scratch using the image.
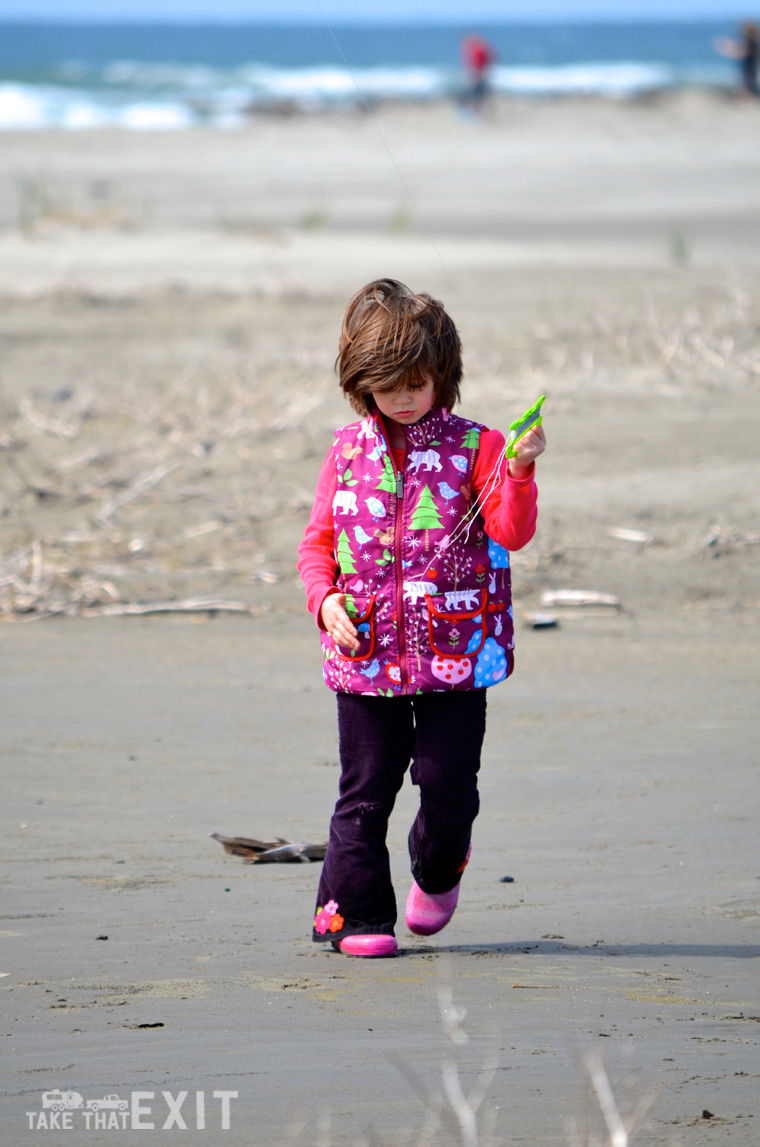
[1,92,759,1144]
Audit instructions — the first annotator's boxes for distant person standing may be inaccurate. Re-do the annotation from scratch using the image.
[460,33,496,115]
[714,22,759,97]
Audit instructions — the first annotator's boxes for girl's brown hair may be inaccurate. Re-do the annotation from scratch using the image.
[336,279,462,415]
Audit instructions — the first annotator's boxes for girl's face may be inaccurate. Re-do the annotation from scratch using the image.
[372,376,436,426]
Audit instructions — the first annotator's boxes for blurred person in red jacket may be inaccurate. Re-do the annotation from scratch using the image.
[460,33,496,115]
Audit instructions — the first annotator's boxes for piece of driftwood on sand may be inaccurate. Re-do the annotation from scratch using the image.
[211,833,327,864]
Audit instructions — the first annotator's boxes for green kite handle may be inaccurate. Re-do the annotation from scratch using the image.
[505,394,545,459]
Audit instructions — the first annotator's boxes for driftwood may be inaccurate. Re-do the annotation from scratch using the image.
[80,597,253,617]
[211,833,327,864]
[610,527,650,545]
[541,589,621,609]
[524,610,558,629]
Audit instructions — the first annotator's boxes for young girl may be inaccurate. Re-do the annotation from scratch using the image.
[297,279,545,957]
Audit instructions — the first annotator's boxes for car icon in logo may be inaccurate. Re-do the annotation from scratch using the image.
[41,1091,84,1111]
[85,1095,128,1112]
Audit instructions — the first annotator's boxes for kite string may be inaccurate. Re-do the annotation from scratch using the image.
[418,442,510,580]
[313,6,513,575]
[313,0,449,274]
[449,440,509,541]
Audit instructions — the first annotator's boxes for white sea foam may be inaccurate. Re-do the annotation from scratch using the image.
[492,62,671,97]
[0,84,49,129]
[0,82,196,130]
[248,64,445,102]
[117,102,194,130]
[0,59,726,130]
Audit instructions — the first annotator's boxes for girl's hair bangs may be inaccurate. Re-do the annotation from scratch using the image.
[337,279,462,416]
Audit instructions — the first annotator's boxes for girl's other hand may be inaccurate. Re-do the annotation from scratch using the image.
[320,592,360,651]
[507,424,546,479]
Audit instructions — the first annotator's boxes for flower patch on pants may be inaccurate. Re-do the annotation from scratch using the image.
[314,899,345,934]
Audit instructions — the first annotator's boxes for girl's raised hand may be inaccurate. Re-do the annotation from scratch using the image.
[507,424,546,479]
[320,592,360,652]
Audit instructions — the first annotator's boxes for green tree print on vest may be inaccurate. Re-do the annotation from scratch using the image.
[376,454,396,493]
[410,485,444,551]
[336,529,357,574]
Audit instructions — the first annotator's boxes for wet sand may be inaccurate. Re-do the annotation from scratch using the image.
[3,614,758,1145]
[1,93,759,1144]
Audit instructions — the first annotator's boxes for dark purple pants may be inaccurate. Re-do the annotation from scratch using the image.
[313,690,487,942]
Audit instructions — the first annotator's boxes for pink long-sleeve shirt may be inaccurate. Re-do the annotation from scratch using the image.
[298,422,538,627]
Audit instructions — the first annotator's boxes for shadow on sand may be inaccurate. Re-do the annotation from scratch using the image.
[400,940,760,959]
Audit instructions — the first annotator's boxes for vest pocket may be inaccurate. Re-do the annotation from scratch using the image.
[333,593,376,661]
[425,589,487,659]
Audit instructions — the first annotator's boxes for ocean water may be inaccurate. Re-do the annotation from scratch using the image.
[0,20,740,130]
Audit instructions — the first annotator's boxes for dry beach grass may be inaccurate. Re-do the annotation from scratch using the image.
[1,265,758,624]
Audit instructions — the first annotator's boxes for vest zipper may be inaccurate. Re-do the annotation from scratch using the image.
[382,431,409,694]
[394,466,408,692]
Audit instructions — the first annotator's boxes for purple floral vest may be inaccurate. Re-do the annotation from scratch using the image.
[322,407,515,695]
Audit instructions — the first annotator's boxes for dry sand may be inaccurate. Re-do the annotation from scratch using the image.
[1,93,759,1145]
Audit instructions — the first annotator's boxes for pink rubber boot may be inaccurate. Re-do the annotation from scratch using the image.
[405,846,471,936]
[333,935,398,957]
[405,883,460,936]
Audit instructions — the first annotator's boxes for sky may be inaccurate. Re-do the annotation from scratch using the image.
[0,1,745,20]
